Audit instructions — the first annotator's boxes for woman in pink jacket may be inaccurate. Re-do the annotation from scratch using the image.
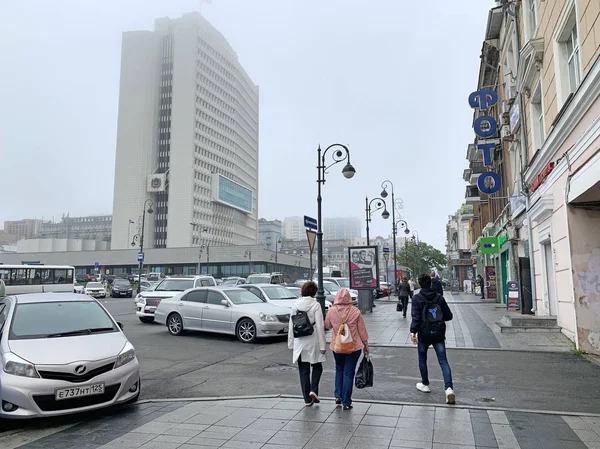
[324,288,369,410]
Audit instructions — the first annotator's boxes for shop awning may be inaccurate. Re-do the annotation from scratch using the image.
[568,150,600,207]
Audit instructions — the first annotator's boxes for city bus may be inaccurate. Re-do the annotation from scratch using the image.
[0,264,75,295]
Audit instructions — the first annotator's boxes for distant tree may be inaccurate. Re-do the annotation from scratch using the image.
[396,240,447,277]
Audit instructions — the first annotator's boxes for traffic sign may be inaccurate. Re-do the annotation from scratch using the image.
[94,262,99,269]
[382,247,390,253]
[306,230,317,254]
[137,252,144,263]
[304,215,317,230]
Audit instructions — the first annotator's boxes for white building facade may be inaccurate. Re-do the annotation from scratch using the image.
[283,216,362,242]
[111,12,259,250]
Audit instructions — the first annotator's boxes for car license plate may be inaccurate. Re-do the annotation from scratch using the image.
[55,382,105,401]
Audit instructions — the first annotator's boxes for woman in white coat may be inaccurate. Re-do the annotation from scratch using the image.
[288,281,327,406]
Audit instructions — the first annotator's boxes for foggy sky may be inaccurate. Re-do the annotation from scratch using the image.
[0,0,494,251]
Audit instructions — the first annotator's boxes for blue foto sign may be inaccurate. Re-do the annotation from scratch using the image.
[468,89,502,195]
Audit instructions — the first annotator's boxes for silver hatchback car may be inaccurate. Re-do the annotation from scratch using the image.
[0,293,140,419]
[154,287,290,343]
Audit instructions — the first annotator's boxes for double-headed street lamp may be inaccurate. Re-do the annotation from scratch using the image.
[131,199,154,294]
[380,181,398,290]
[190,223,208,275]
[365,196,390,245]
[316,144,356,315]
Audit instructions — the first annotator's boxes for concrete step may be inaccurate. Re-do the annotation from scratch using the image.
[496,315,562,333]
[500,315,558,328]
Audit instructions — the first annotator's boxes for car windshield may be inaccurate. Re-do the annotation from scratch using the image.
[114,280,130,286]
[336,279,350,288]
[262,286,297,300]
[223,290,264,305]
[287,288,301,298]
[155,279,194,291]
[322,281,339,292]
[223,279,239,286]
[247,276,270,284]
[86,282,103,289]
[10,301,117,340]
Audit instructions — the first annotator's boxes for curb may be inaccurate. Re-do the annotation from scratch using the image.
[136,394,600,418]
[367,344,573,353]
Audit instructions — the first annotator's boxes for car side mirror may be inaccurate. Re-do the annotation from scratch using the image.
[221,299,229,307]
[117,322,124,330]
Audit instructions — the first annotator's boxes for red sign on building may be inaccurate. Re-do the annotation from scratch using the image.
[530,162,555,193]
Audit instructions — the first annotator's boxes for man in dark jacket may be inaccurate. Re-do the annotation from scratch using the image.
[410,274,455,404]
[431,273,443,295]
[397,276,412,318]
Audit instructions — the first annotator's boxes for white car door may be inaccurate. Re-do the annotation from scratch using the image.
[178,290,206,330]
[201,291,233,332]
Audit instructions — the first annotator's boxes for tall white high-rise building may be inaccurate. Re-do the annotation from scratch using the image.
[283,216,362,241]
[111,12,259,249]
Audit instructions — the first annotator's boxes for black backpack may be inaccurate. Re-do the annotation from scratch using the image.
[292,310,314,338]
[420,294,445,342]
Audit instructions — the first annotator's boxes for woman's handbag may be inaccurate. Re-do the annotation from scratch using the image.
[333,308,356,354]
[396,302,403,312]
[355,356,374,389]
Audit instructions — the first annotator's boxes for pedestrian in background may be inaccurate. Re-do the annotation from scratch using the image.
[325,288,369,410]
[397,276,412,318]
[431,272,443,295]
[410,274,455,404]
[477,274,485,299]
[409,276,417,295]
[288,281,327,406]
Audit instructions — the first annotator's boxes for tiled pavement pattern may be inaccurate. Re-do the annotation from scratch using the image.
[5,398,600,449]
[366,296,573,351]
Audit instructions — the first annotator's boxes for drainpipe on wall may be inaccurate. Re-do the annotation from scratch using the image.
[507,1,537,313]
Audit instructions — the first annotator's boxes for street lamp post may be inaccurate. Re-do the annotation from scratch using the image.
[275,238,281,272]
[316,144,356,315]
[199,244,209,275]
[365,196,390,245]
[131,199,154,294]
[380,181,398,293]
[394,219,410,278]
[244,250,252,275]
[190,223,208,275]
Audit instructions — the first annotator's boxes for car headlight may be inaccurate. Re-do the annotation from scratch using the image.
[114,343,136,368]
[3,354,39,378]
[258,312,276,322]
[136,296,146,304]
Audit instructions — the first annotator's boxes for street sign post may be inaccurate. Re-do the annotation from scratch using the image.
[306,230,317,279]
[304,215,318,231]
[137,252,144,263]
[94,262,99,272]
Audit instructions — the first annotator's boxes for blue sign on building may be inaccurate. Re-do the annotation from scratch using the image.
[304,215,318,230]
[469,88,502,195]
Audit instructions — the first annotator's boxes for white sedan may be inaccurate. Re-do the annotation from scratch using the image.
[84,282,106,298]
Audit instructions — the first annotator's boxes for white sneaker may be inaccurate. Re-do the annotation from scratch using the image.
[445,388,456,404]
[416,383,431,393]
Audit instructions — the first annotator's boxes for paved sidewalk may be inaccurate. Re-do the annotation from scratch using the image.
[366,295,573,352]
[3,397,600,449]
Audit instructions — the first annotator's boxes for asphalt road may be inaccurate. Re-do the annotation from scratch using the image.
[99,298,600,415]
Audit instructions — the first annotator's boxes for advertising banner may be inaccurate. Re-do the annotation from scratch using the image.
[507,280,520,311]
[485,266,497,299]
[348,246,379,289]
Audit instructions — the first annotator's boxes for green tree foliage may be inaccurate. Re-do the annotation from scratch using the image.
[396,240,447,276]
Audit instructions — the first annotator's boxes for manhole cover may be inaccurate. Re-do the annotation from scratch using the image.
[477,397,496,403]
[264,363,297,372]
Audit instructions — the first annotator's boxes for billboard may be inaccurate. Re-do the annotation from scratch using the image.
[348,246,379,289]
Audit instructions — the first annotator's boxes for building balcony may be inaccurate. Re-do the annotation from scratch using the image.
[468,162,486,185]
[465,186,480,203]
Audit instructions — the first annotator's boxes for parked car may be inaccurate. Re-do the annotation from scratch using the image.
[73,282,84,294]
[111,279,133,298]
[0,293,140,418]
[380,282,391,297]
[139,280,160,292]
[246,273,285,285]
[135,276,217,323]
[239,284,298,309]
[286,286,333,311]
[222,277,246,286]
[154,287,289,343]
[84,282,106,298]
[319,280,359,306]
[75,274,89,283]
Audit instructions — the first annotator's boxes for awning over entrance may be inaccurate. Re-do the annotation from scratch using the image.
[568,150,600,209]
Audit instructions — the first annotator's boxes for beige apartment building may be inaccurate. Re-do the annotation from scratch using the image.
[455,0,600,354]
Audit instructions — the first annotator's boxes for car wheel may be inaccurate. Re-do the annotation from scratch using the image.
[167,313,183,336]
[236,318,257,343]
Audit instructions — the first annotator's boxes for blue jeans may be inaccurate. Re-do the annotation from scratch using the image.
[333,350,362,407]
[417,340,453,389]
